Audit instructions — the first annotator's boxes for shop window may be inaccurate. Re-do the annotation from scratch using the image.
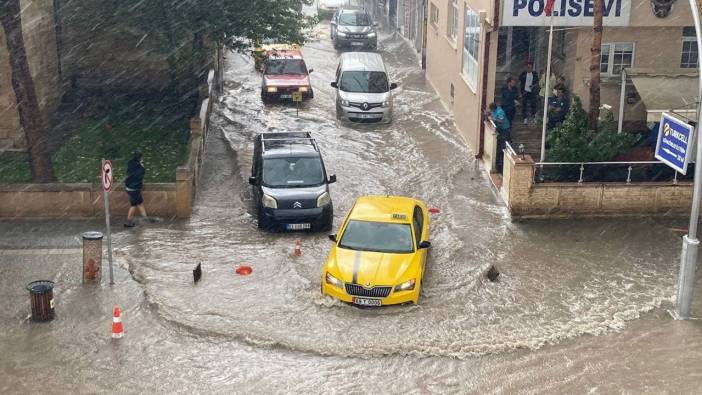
[448,0,459,41]
[681,26,698,69]
[600,43,634,76]
[430,3,439,28]
[462,6,480,88]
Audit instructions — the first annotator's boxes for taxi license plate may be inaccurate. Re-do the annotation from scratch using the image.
[353,297,381,307]
[351,42,364,46]
[280,94,292,99]
[286,223,311,230]
[357,113,378,119]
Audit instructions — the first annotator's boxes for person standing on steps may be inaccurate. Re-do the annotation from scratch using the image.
[519,60,539,124]
[500,76,519,126]
[124,151,147,228]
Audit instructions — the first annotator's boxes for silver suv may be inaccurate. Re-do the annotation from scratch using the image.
[331,52,398,124]
[331,9,378,50]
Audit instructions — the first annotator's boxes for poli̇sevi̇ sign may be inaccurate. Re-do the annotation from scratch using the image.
[502,0,631,26]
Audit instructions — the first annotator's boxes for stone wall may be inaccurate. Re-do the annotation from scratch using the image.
[502,153,693,218]
[0,0,62,150]
[0,69,218,219]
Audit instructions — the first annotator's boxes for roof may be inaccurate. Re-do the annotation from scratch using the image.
[259,132,320,158]
[625,68,699,122]
[340,52,385,72]
[267,49,304,60]
[348,196,422,223]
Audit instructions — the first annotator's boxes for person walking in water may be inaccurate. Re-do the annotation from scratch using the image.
[124,151,147,227]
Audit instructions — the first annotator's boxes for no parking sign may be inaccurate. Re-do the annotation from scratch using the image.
[102,160,113,192]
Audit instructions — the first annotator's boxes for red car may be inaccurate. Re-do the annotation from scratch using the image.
[260,50,314,103]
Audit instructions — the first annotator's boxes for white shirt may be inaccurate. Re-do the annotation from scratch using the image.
[525,72,534,93]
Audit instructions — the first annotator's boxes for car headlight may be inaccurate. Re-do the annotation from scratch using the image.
[381,100,391,108]
[262,194,277,209]
[368,32,377,37]
[394,279,415,292]
[299,86,309,93]
[325,272,343,288]
[266,86,278,93]
[337,31,347,37]
[317,192,331,207]
[340,99,350,107]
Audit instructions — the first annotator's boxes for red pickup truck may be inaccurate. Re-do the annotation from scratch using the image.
[260,50,314,103]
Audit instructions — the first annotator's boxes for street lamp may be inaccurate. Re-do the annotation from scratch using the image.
[674,0,702,319]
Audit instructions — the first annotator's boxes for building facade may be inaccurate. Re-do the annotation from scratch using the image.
[425,0,696,156]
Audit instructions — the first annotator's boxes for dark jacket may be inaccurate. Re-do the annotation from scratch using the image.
[500,85,518,110]
[518,71,540,95]
[125,159,145,190]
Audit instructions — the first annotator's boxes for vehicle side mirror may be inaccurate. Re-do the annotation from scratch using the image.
[390,83,398,90]
[331,82,338,89]
[308,68,314,73]
[328,174,337,183]
[248,176,257,185]
[328,234,337,242]
[419,241,431,249]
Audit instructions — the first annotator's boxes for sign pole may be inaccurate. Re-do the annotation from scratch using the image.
[675,0,702,319]
[102,159,115,285]
[540,1,555,163]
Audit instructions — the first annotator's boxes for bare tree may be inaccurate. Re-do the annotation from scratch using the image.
[0,0,55,182]
[588,0,603,132]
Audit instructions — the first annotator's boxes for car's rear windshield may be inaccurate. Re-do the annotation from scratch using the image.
[262,157,324,188]
[339,220,414,253]
[340,71,388,93]
[265,59,307,75]
[339,13,372,26]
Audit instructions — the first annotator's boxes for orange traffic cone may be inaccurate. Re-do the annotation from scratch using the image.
[111,305,124,339]
[294,240,302,257]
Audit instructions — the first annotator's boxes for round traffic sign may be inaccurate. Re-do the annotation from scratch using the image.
[102,160,113,192]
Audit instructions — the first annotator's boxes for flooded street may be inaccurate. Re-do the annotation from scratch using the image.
[2,21,702,393]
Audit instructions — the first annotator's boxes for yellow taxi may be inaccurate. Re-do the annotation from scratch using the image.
[321,195,431,306]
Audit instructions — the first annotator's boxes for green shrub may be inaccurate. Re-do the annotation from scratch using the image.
[547,96,638,163]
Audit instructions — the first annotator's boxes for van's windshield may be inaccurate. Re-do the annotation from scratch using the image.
[340,71,389,93]
[262,157,325,188]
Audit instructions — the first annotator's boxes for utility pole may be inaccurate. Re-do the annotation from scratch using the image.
[674,0,702,319]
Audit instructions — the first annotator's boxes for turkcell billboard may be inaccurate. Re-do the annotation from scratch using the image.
[502,0,632,26]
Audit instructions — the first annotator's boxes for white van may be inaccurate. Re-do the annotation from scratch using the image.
[331,52,397,124]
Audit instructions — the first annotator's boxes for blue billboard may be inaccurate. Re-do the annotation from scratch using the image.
[655,113,695,175]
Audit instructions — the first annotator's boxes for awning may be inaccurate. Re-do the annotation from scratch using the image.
[626,68,699,123]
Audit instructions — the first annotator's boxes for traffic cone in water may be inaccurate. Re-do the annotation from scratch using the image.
[111,306,124,339]
[294,240,302,257]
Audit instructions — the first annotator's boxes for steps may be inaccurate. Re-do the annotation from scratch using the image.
[510,120,543,158]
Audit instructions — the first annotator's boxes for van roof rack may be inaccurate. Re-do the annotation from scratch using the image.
[260,132,318,153]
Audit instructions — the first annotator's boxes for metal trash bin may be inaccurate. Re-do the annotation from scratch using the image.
[82,231,103,282]
[27,280,55,322]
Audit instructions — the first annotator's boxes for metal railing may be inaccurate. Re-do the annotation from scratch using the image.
[532,160,693,184]
[504,141,517,156]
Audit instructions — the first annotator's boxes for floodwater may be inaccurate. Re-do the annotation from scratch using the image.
[1,20,702,394]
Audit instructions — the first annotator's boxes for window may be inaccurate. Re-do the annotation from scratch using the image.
[430,3,439,27]
[412,206,424,246]
[339,221,414,253]
[600,43,634,76]
[340,71,389,93]
[462,6,480,87]
[555,29,566,59]
[448,0,459,41]
[681,26,698,69]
